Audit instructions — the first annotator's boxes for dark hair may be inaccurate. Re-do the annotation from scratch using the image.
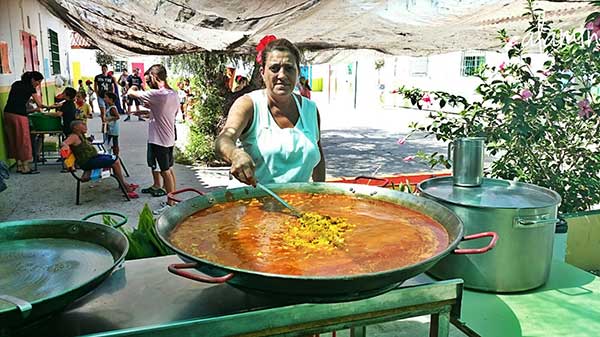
[101,64,108,68]
[104,92,117,102]
[77,91,87,98]
[78,79,83,85]
[21,71,44,83]
[63,87,77,99]
[261,39,301,71]
[147,64,168,81]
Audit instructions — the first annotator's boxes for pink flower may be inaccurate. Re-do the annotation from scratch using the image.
[498,62,506,71]
[540,70,551,77]
[519,89,533,100]
[504,36,520,49]
[403,155,416,162]
[421,93,432,104]
[578,99,594,118]
[255,35,277,65]
[391,89,398,94]
[396,137,407,145]
[585,17,600,40]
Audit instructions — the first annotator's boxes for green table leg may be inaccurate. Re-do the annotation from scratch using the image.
[430,309,450,337]
[350,326,366,337]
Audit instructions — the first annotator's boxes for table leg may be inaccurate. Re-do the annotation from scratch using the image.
[350,326,366,337]
[430,310,450,337]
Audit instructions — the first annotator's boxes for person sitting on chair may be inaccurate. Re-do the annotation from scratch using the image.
[61,120,139,198]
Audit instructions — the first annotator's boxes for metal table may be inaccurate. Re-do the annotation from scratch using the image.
[30,130,64,171]
[7,255,464,337]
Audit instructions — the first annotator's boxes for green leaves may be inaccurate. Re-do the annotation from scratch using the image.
[392,1,600,213]
[117,204,173,260]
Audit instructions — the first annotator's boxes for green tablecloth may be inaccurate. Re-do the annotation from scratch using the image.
[462,259,600,337]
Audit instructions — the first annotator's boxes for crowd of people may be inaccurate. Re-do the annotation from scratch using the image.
[3,63,184,207]
[3,37,319,211]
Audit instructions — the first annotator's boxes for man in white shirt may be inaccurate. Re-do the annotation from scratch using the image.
[127,64,179,207]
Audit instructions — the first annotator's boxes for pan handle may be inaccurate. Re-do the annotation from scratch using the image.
[453,231,498,255]
[168,262,234,283]
[167,188,205,203]
[81,211,128,228]
[354,176,392,188]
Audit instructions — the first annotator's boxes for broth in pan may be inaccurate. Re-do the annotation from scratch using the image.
[170,193,449,276]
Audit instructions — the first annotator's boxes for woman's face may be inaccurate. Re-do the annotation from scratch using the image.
[31,79,42,88]
[261,50,298,97]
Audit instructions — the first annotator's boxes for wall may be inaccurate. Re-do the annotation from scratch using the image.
[70,49,162,85]
[0,0,71,161]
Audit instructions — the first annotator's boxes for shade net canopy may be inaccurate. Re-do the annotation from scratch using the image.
[39,0,593,57]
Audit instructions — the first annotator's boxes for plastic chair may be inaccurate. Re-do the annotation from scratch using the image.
[60,150,130,205]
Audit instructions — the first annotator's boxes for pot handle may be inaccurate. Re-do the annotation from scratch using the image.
[453,231,498,255]
[515,217,559,229]
[81,211,127,228]
[555,217,568,234]
[168,262,234,283]
[167,188,205,203]
[447,141,454,163]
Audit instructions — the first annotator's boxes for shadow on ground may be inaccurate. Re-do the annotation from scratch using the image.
[322,129,447,178]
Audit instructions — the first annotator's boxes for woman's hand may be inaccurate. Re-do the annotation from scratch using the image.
[230,148,257,186]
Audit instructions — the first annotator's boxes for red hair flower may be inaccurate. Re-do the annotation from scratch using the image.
[255,34,277,65]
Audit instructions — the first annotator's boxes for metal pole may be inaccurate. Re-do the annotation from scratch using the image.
[353,60,358,109]
[327,64,331,104]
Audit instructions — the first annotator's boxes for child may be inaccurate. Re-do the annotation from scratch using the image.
[85,80,96,112]
[47,87,78,137]
[103,92,121,156]
[177,82,187,121]
[75,92,93,125]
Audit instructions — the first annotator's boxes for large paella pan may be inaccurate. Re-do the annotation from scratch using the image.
[156,183,497,302]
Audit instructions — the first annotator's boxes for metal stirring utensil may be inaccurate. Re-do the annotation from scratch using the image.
[256,183,303,217]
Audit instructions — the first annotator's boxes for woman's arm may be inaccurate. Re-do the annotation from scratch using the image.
[312,109,326,182]
[61,134,78,150]
[215,95,256,185]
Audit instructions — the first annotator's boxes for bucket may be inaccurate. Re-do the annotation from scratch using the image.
[448,137,485,187]
[29,113,62,132]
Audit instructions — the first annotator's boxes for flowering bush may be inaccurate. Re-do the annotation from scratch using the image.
[396,0,600,213]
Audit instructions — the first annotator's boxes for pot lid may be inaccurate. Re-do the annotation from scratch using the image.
[418,177,561,209]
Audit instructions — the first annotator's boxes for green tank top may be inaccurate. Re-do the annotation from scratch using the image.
[239,89,321,183]
[71,134,98,167]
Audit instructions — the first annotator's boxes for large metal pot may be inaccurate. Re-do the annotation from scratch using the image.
[418,177,561,292]
[156,183,497,302]
[0,212,129,329]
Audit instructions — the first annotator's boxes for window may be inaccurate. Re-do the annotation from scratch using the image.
[410,57,428,77]
[48,29,60,74]
[20,31,39,72]
[114,61,127,72]
[461,54,486,77]
[0,41,11,74]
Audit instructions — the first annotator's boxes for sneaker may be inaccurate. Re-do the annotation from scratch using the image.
[152,204,171,215]
[141,186,160,194]
[124,115,131,121]
[150,188,167,197]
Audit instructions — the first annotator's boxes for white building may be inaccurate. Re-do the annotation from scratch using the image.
[309,50,548,114]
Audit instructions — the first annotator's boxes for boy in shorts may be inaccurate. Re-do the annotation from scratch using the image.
[103,92,121,156]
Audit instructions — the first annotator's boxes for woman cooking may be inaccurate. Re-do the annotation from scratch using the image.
[215,36,326,185]
[3,71,48,174]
